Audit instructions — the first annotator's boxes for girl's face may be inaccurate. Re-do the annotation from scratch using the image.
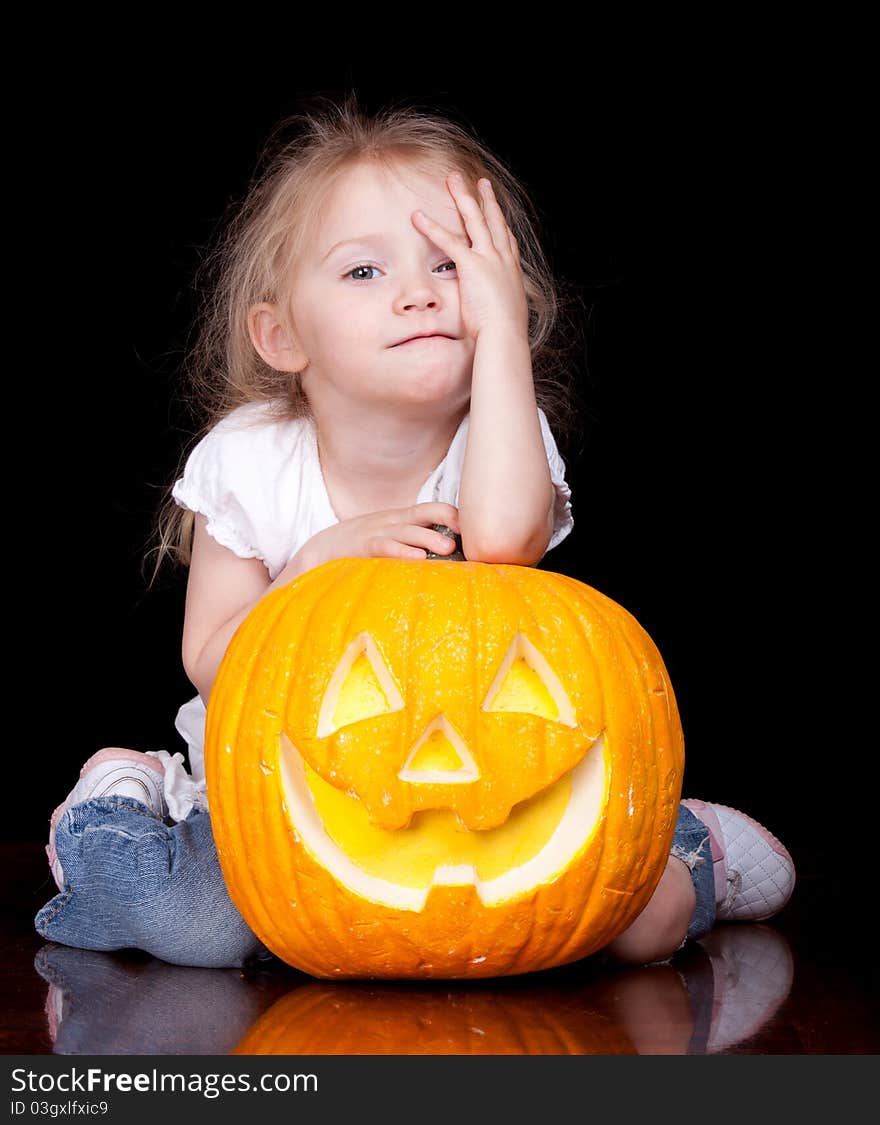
[286,160,476,417]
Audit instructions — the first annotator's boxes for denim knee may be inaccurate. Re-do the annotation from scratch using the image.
[35,797,265,969]
[671,802,717,940]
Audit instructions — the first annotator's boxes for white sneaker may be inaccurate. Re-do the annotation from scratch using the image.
[46,748,168,891]
[682,799,796,922]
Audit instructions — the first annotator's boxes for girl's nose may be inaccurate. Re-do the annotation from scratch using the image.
[399,294,439,311]
[393,273,445,313]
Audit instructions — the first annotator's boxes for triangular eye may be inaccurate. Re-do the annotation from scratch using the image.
[482,633,577,727]
[317,633,405,737]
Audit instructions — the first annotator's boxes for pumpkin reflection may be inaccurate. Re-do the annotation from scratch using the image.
[232,979,638,1055]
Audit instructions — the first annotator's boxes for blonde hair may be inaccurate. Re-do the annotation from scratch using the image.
[149,92,586,581]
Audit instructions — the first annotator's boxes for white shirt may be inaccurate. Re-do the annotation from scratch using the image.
[155,399,574,820]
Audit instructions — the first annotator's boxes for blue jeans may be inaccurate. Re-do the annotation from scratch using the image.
[672,802,717,941]
[35,798,716,968]
[35,798,268,968]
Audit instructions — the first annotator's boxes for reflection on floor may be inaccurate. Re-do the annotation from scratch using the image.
[35,923,793,1055]
[3,842,878,1055]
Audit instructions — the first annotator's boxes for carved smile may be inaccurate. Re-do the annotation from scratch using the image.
[278,732,607,910]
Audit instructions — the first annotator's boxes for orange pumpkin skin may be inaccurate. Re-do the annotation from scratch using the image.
[205,559,684,980]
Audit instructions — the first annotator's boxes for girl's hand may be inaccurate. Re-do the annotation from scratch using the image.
[412,173,529,342]
[296,503,463,571]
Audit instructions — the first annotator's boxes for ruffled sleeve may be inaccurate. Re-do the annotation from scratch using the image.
[171,404,269,564]
[170,402,321,580]
[537,408,574,553]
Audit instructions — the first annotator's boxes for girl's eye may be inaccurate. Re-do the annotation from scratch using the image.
[344,261,457,282]
[347,264,379,281]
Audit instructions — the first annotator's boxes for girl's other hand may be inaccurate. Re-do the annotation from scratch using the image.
[298,503,462,570]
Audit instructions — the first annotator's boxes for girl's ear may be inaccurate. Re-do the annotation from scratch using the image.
[248,303,309,373]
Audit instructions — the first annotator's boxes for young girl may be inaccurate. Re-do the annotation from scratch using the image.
[36,95,795,970]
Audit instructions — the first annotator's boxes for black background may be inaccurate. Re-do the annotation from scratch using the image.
[13,52,833,900]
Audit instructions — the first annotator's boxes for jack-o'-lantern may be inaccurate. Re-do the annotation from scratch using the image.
[205,556,684,979]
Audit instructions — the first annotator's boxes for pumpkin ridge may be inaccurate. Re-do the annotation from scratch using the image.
[517,571,608,966]
[267,562,351,956]
[596,588,682,828]
[406,559,430,826]
[538,570,606,775]
[568,580,641,960]
[325,558,386,785]
[466,561,478,819]
[600,591,674,925]
[209,579,294,954]
[549,575,679,966]
[475,566,579,820]
[496,564,552,781]
[530,577,621,964]
[228,559,349,957]
[471,563,502,825]
[510,571,598,967]
[595,592,644,954]
[288,560,384,961]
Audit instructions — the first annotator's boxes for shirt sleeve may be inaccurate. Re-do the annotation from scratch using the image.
[170,408,270,565]
[537,408,574,556]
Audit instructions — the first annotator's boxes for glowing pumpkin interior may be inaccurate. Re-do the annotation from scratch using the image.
[280,629,607,909]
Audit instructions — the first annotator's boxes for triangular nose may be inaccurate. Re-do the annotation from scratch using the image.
[398,715,479,783]
[407,730,465,773]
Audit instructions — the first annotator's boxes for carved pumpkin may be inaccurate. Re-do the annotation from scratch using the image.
[205,558,684,979]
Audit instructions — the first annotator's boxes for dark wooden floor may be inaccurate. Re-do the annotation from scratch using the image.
[3,842,877,1055]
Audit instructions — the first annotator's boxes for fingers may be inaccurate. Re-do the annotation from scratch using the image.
[411,206,465,255]
[405,523,459,555]
[445,172,494,254]
[411,503,461,532]
[450,172,515,257]
[368,526,457,561]
[413,173,505,256]
[357,503,461,561]
[368,539,432,561]
[473,177,516,257]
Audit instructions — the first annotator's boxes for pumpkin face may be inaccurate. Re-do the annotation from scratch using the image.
[205,559,684,979]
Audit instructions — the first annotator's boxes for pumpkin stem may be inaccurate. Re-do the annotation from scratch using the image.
[426,524,466,561]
